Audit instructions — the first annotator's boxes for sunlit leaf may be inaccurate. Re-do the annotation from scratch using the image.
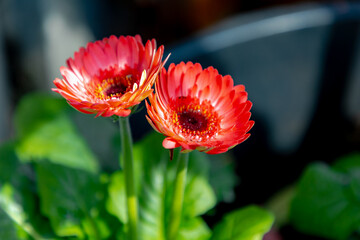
[0,208,19,240]
[211,205,274,240]
[178,217,211,240]
[0,183,40,239]
[14,93,69,138]
[106,171,127,224]
[0,141,55,238]
[15,93,98,173]
[82,217,111,239]
[183,176,216,218]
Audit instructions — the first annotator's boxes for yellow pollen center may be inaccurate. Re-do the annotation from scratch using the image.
[171,97,220,141]
[94,75,133,100]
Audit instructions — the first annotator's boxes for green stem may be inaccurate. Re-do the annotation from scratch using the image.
[75,185,101,240]
[84,208,101,240]
[119,117,138,240]
[167,152,189,240]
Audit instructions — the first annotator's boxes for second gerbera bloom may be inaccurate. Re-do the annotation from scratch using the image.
[146,62,254,154]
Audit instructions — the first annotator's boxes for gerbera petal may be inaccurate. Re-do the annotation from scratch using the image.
[196,66,216,92]
[129,37,139,68]
[107,35,119,50]
[182,64,200,96]
[234,84,246,93]
[195,72,210,100]
[167,63,181,98]
[52,87,79,101]
[140,40,153,70]
[87,42,109,70]
[163,137,181,149]
[206,146,230,154]
[157,68,170,102]
[83,51,100,76]
[209,75,225,105]
[60,66,83,87]
[73,48,86,70]
[116,36,133,68]
[153,45,165,68]
[112,108,132,117]
[145,114,161,133]
[66,58,84,83]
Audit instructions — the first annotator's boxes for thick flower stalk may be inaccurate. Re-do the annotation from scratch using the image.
[53,35,164,117]
[146,61,254,154]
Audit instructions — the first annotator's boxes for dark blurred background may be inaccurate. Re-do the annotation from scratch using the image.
[1,0,360,239]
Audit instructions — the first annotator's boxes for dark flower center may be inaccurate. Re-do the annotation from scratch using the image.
[171,97,220,141]
[178,110,208,132]
[95,75,134,100]
[104,81,128,96]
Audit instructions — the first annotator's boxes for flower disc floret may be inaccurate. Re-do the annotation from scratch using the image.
[170,97,220,141]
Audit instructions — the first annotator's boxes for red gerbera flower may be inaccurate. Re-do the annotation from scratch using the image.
[146,62,254,154]
[53,35,165,117]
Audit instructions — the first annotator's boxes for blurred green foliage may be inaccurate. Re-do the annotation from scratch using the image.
[0,93,274,239]
[290,153,360,240]
[211,205,274,240]
[15,94,98,173]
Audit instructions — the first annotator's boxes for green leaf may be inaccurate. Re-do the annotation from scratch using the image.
[106,171,127,223]
[183,176,216,218]
[265,185,295,227]
[115,225,127,240]
[333,153,360,203]
[211,205,274,240]
[290,162,360,240]
[166,151,216,218]
[178,217,211,240]
[14,93,69,138]
[135,134,168,240]
[0,208,20,240]
[0,183,40,239]
[333,153,360,176]
[0,142,55,238]
[207,153,238,203]
[82,217,111,239]
[0,141,19,183]
[15,93,98,173]
[36,161,106,238]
